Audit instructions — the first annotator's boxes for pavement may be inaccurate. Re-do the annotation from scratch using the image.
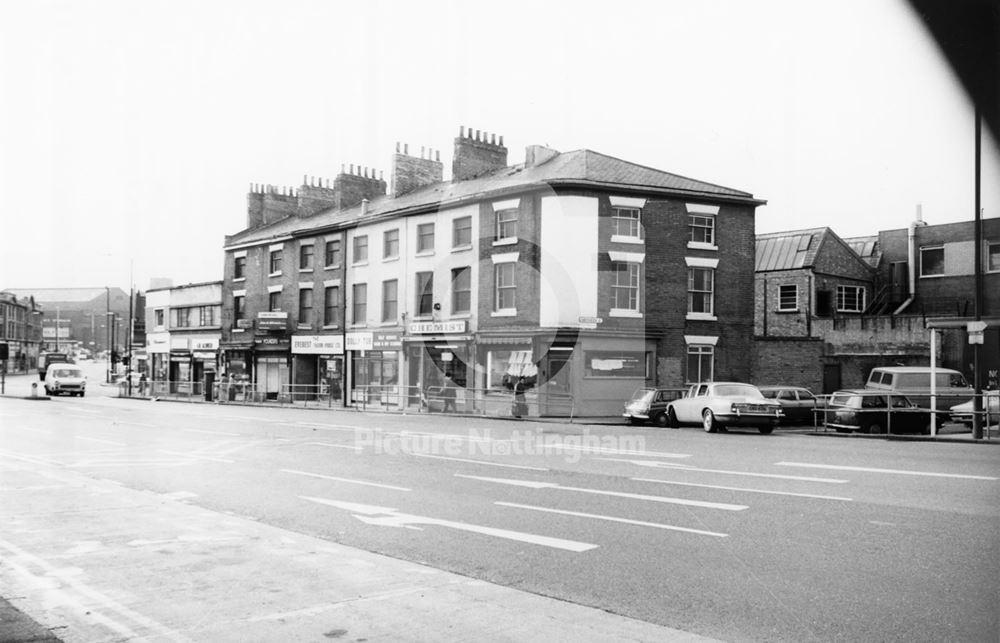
[1,369,997,642]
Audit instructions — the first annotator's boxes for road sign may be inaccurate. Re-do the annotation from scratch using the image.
[967,321,988,333]
[969,331,985,345]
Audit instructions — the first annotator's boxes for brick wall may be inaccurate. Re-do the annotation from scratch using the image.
[752,337,825,391]
[453,128,507,181]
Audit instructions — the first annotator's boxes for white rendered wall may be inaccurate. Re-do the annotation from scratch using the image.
[540,195,598,327]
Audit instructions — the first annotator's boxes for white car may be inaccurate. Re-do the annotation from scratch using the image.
[949,391,1000,426]
[44,364,87,397]
[666,382,783,434]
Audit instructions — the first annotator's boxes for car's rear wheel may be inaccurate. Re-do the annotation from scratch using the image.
[866,422,884,434]
[667,407,679,429]
[702,410,719,433]
[758,426,774,435]
[653,412,668,428]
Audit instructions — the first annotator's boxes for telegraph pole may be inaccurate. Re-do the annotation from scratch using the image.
[972,108,984,440]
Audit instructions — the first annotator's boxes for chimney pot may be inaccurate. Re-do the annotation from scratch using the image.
[459,125,465,138]
[404,143,409,155]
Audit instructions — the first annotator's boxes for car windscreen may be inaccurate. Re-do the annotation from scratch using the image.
[713,385,763,398]
[629,389,655,403]
[52,369,81,378]
[830,393,860,407]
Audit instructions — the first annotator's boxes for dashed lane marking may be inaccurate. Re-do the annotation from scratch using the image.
[183,428,241,436]
[776,461,1000,481]
[76,436,127,447]
[495,502,729,537]
[596,458,849,483]
[282,468,411,491]
[632,478,853,502]
[411,453,548,471]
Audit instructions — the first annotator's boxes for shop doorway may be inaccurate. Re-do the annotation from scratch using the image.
[256,356,288,401]
[543,351,573,416]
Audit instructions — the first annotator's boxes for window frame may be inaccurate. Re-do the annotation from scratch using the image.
[415,271,434,317]
[297,288,313,324]
[986,241,1000,273]
[778,284,799,312]
[268,291,281,312]
[324,239,342,267]
[352,283,367,326]
[494,263,516,312]
[299,244,314,270]
[495,208,518,242]
[920,245,945,277]
[323,286,339,326]
[353,235,369,264]
[686,345,714,384]
[234,256,247,280]
[610,261,640,311]
[451,266,471,314]
[836,285,866,313]
[416,223,435,254]
[611,207,641,239]
[689,214,716,246]
[383,229,400,260]
[233,297,245,322]
[687,267,715,315]
[453,216,472,248]
[381,279,398,323]
[269,249,282,274]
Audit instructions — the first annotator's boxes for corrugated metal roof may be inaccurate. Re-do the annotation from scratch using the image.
[755,228,829,271]
[227,149,763,247]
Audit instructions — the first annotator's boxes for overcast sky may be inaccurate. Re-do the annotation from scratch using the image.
[2,0,997,292]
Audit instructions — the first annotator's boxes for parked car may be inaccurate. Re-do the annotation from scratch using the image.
[865,366,973,420]
[758,386,819,425]
[44,363,87,397]
[824,390,927,434]
[949,391,1000,427]
[665,382,783,434]
[622,387,687,426]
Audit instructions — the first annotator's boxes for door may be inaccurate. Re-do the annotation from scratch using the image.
[823,363,842,395]
[543,353,572,416]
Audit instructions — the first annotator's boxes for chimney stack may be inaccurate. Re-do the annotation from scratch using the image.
[391,141,444,197]
[452,125,508,181]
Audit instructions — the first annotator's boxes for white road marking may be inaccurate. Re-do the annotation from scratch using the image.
[161,491,199,501]
[66,414,98,420]
[280,422,363,432]
[67,460,187,468]
[869,520,897,527]
[537,444,691,459]
[496,502,729,537]
[77,436,127,446]
[300,496,598,552]
[304,442,363,451]
[454,474,748,511]
[391,430,513,444]
[0,485,65,491]
[183,428,241,436]
[776,461,1000,481]
[632,478,853,502]
[159,450,235,464]
[249,586,441,622]
[282,468,411,491]
[596,458,850,484]
[0,450,62,466]
[115,421,157,428]
[411,453,548,471]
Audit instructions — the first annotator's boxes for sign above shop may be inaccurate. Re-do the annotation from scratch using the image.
[257,314,288,330]
[254,336,290,348]
[373,332,402,350]
[258,312,288,319]
[345,331,373,352]
[408,320,467,335]
[292,335,344,355]
[192,339,219,350]
[236,319,254,329]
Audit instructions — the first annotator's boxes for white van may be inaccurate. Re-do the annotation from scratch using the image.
[44,364,87,397]
[864,366,972,411]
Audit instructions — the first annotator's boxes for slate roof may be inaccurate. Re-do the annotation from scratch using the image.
[754,228,830,271]
[227,149,764,247]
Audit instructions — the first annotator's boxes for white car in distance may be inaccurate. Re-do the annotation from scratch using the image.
[666,382,783,434]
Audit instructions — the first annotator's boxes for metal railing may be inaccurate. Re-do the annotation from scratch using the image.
[811,391,995,436]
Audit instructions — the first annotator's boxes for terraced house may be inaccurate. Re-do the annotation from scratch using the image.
[220,127,765,416]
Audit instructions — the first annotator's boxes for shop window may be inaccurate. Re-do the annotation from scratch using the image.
[299,244,314,270]
[298,288,313,324]
[382,279,398,322]
[494,263,516,311]
[487,349,537,390]
[416,272,434,316]
[325,239,341,267]
[687,267,714,314]
[383,229,399,260]
[836,285,865,313]
[451,267,471,314]
[611,262,640,310]
[612,207,641,239]
[324,286,339,326]
[779,284,798,311]
[417,223,435,253]
[920,246,944,276]
[269,250,282,274]
[453,216,472,248]
[686,345,714,384]
[584,351,649,378]
[352,284,367,325]
[353,235,368,264]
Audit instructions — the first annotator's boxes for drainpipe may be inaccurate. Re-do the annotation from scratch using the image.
[893,205,925,315]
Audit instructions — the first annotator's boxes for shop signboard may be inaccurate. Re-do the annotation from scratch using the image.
[192,339,219,351]
[373,332,402,350]
[292,335,345,355]
[408,320,467,334]
[236,319,254,329]
[257,311,288,330]
[254,336,290,348]
[345,331,373,352]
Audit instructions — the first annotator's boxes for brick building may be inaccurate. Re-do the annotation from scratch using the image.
[220,127,765,415]
[0,291,43,373]
[145,281,222,391]
[753,217,1000,393]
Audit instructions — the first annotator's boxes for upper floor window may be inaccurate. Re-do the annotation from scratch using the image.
[233,296,245,322]
[382,279,398,322]
[612,207,641,239]
[234,256,247,279]
[383,229,399,260]
[836,285,865,313]
[325,239,342,267]
[417,223,435,253]
[920,246,944,277]
[778,284,798,311]
[353,235,369,264]
[269,250,282,274]
[324,286,339,326]
[689,214,715,245]
[494,263,516,311]
[415,272,434,317]
[352,283,367,325]
[611,262,640,310]
[298,288,313,324]
[269,291,281,312]
[154,309,165,327]
[299,244,314,270]
[686,345,714,384]
[451,267,471,314]
[495,208,518,241]
[688,267,714,315]
[453,216,472,248]
[989,242,1000,272]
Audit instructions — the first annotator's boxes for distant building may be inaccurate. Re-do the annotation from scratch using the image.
[144,281,222,390]
[0,291,43,372]
[220,127,766,415]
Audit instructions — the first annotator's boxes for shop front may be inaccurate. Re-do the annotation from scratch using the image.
[403,321,472,411]
[345,330,403,407]
[291,334,345,402]
[253,312,290,401]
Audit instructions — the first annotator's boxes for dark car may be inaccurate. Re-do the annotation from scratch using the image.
[759,386,819,425]
[622,387,687,427]
[823,390,928,434]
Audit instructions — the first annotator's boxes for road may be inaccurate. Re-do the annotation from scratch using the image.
[1,368,998,642]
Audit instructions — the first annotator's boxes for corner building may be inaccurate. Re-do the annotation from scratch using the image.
[221,128,765,415]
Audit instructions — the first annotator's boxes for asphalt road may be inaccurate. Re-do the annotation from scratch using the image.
[1,371,998,642]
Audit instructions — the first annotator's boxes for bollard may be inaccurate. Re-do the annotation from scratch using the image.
[30,382,38,398]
